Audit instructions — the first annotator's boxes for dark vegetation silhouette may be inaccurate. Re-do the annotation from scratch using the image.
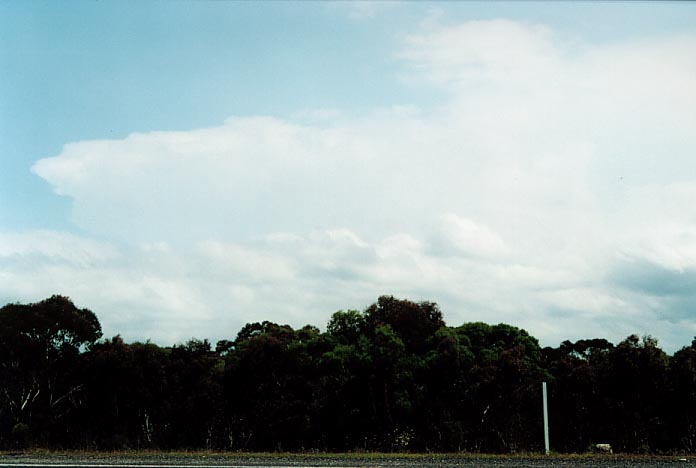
[0,295,693,453]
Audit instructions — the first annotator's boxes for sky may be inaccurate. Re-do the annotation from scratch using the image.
[1,1,696,352]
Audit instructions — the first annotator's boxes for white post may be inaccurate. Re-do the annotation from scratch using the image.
[542,381,550,454]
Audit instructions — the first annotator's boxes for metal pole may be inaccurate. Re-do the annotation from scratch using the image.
[542,381,550,454]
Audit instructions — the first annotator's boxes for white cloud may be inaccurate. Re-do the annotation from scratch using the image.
[400,19,560,88]
[13,19,696,351]
[436,213,509,259]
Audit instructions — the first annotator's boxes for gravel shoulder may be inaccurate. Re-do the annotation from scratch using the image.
[0,452,693,468]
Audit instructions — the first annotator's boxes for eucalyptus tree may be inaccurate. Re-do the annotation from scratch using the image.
[0,295,102,446]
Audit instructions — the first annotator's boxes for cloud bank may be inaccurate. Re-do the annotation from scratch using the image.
[7,19,696,350]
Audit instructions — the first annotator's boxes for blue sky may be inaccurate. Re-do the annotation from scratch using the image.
[2,1,696,351]
[3,1,694,230]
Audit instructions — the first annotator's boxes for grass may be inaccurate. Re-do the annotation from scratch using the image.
[0,448,689,459]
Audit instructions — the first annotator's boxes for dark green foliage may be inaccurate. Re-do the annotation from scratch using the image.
[223,321,323,451]
[77,337,170,449]
[543,335,672,454]
[669,340,696,451]
[542,340,604,452]
[443,323,548,452]
[0,295,102,447]
[2,294,696,453]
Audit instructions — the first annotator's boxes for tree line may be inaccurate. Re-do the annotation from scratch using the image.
[1,294,695,453]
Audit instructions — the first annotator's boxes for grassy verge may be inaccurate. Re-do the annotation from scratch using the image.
[0,449,690,459]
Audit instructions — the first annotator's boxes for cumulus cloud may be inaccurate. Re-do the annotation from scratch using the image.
[17,19,696,351]
[0,230,119,266]
[435,213,510,259]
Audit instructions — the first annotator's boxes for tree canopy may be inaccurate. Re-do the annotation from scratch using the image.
[1,294,695,454]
